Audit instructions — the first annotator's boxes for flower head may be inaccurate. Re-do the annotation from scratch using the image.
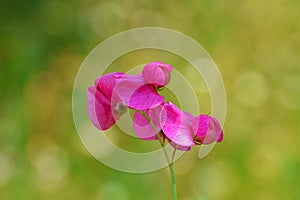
[86,62,223,152]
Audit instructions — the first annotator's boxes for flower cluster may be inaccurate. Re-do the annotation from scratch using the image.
[87,62,223,150]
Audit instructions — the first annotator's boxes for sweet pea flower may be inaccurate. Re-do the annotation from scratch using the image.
[86,62,224,200]
[160,102,223,149]
[115,62,173,110]
[142,62,173,87]
[87,72,125,130]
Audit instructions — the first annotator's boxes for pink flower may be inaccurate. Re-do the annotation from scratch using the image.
[115,62,173,110]
[142,62,173,87]
[160,102,223,149]
[87,72,125,130]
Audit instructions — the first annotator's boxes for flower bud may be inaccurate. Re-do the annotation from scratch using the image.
[142,62,173,87]
[192,115,223,144]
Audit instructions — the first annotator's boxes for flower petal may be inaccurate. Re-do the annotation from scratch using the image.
[95,72,124,99]
[211,117,224,142]
[192,115,210,138]
[142,62,173,86]
[134,113,157,140]
[133,105,163,140]
[115,75,164,110]
[160,102,195,147]
[87,86,115,130]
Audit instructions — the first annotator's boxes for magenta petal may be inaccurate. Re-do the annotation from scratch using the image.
[217,131,224,142]
[133,105,163,140]
[192,115,223,144]
[133,112,157,140]
[129,85,164,110]
[87,86,115,130]
[116,75,164,110]
[149,104,164,126]
[133,113,158,140]
[160,102,195,147]
[192,115,210,138]
[95,72,124,99]
[142,62,173,86]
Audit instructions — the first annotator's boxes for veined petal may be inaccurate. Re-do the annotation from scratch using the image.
[160,102,195,147]
[116,75,164,110]
[87,86,115,130]
[133,112,158,140]
[142,62,173,86]
[95,72,124,99]
[192,115,210,138]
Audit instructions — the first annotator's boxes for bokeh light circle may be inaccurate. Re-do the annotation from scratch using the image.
[233,71,269,108]
[72,27,226,173]
[278,74,300,110]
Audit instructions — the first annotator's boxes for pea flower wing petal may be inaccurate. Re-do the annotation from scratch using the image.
[160,102,195,147]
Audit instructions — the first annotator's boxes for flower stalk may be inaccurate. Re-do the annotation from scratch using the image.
[137,110,177,200]
[169,163,177,200]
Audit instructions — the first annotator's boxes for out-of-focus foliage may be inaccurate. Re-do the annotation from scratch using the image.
[1,0,300,199]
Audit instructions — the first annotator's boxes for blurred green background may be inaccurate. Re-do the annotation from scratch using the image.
[1,0,300,199]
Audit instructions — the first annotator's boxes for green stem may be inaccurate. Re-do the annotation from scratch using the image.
[169,163,177,200]
[171,144,178,163]
[137,110,177,200]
